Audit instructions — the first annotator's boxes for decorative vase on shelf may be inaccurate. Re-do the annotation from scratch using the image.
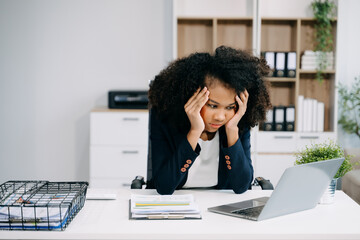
[319,178,337,204]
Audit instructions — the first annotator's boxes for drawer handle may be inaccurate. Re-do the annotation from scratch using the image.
[300,136,319,139]
[274,136,293,139]
[123,117,139,121]
[122,150,139,154]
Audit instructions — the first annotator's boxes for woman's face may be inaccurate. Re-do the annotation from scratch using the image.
[200,80,237,133]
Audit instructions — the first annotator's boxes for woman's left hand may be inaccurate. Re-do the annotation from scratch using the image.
[225,89,249,131]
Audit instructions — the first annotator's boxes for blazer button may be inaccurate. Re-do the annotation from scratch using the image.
[186,159,192,164]
[226,160,231,165]
[225,155,230,160]
[184,164,189,168]
[181,168,186,172]
[227,165,232,170]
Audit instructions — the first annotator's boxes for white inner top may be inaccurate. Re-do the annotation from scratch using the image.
[183,132,220,188]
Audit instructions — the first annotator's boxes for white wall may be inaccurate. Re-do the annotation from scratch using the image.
[336,0,360,149]
[0,0,172,183]
[0,0,359,185]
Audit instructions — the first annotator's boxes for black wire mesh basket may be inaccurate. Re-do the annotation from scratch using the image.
[0,180,88,231]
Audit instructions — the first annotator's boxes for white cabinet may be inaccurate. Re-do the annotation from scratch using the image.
[255,154,296,187]
[254,131,337,186]
[296,132,337,151]
[90,108,148,188]
[256,131,297,153]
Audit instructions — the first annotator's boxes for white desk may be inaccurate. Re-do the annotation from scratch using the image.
[1,188,360,240]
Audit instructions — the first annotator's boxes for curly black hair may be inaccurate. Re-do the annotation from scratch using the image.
[149,46,272,132]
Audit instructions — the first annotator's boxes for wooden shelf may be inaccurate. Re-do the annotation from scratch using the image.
[260,18,337,132]
[177,16,253,21]
[177,19,213,58]
[266,77,297,82]
[268,81,296,106]
[299,69,336,74]
[176,16,337,133]
[177,17,254,58]
[216,19,253,51]
[261,19,297,52]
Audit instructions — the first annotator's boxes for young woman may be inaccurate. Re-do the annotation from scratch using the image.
[146,46,271,195]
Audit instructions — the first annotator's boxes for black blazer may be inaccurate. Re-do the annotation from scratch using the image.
[146,110,254,195]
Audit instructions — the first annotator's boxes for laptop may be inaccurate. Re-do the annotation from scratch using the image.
[208,158,344,221]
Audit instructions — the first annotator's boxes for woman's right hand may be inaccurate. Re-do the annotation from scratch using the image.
[184,87,209,138]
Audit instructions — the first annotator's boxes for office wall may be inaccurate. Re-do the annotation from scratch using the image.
[0,0,172,183]
[0,0,358,185]
[336,0,360,148]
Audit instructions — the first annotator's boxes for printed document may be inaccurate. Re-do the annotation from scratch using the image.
[130,194,201,219]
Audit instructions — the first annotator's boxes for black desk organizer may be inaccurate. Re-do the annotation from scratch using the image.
[0,180,88,231]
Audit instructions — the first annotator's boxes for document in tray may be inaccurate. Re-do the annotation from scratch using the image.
[0,192,74,229]
[129,194,201,220]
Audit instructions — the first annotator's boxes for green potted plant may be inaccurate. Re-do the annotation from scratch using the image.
[338,76,360,139]
[311,0,336,82]
[295,140,354,204]
[337,76,360,203]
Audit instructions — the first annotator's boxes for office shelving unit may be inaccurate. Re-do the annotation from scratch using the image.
[173,0,338,186]
[298,19,338,132]
[259,17,337,132]
[177,17,254,58]
[255,17,337,185]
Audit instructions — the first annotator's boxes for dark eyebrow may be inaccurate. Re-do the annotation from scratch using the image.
[209,99,236,106]
[209,99,220,104]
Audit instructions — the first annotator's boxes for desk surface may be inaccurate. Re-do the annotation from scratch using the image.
[1,189,360,240]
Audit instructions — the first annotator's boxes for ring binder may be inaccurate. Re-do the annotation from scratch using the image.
[275,52,286,77]
[274,106,285,131]
[286,52,297,78]
[285,105,295,131]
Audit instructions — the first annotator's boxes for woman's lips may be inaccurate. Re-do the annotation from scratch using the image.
[210,123,222,129]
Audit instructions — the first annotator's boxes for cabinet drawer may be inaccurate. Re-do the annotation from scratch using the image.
[256,132,296,153]
[297,132,336,151]
[90,146,147,180]
[90,111,148,145]
[255,154,296,187]
[250,129,256,152]
[89,177,134,188]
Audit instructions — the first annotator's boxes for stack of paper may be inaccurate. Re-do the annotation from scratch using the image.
[129,194,201,219]
[0,202,70,229]
[301,50,334,70]
[0,182,86,230]
[297,95,325,132]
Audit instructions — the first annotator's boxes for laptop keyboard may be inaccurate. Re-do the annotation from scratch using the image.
[232,205,265,219]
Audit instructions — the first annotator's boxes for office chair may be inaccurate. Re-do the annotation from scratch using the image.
[131,109,274,191]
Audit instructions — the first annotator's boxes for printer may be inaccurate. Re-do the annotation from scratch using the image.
[108,90,148,109]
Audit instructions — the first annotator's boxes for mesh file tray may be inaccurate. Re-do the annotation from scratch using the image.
[0,180,88,231]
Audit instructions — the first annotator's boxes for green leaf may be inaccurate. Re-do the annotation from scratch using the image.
[295,140,356,178]
[311,0,336,82]
[338,76,360,139]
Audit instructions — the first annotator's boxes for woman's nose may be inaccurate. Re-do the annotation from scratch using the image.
[213,110,226,122]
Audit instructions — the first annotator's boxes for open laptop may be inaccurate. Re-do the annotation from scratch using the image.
[208,158,344,221]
